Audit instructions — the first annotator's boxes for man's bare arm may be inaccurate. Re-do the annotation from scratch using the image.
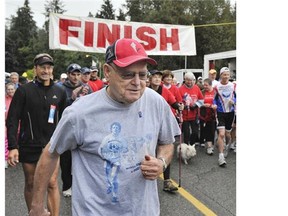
[29,143,60,216]
[156,143,174,166]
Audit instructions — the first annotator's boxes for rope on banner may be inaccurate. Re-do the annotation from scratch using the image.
[194,22,236,28]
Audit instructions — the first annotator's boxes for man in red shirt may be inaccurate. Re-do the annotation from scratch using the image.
[89,66,104,91]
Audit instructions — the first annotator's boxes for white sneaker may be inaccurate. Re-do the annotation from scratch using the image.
[5,161,8,169]
[206,147,214,155]
[224,143,231,158]
[63,188,72,197]
[230,141,236,150]
[218,154,226,167]
[200,143,205,147]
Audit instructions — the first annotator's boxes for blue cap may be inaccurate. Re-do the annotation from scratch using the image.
[67,63,81,73]
[80,67,91,74]
[149,69,162,76]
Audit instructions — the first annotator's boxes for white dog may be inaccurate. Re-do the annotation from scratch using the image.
[177,143,196,165]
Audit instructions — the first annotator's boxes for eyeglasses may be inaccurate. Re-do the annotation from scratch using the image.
[108,64,149,80]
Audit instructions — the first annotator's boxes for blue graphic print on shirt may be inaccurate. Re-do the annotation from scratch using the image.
[99,122,153,203]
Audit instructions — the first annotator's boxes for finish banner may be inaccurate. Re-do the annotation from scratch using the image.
[49,13,196,56]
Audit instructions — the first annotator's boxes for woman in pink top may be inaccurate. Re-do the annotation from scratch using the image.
[5,82,16,168]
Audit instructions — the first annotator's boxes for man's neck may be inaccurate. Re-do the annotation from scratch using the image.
[36,77,50,86]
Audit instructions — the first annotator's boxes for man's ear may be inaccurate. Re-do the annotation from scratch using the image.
[103,63,111,82]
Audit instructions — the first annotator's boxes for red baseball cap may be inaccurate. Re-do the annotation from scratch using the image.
[105,38,157,67]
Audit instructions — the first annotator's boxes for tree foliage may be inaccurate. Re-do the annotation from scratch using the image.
[5,0,38,73]
[44,0,66,31]
[95,0,115,19]
[117,9,126,21]
[5,0,236,77]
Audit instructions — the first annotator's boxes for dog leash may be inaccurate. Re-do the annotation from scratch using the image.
[178,110,183,187]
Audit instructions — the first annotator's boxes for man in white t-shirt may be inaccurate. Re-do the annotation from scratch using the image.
[29,38,181,216]
[214,67,236,167]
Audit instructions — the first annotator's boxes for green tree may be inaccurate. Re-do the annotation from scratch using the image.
[96,0,115,19]
[188,0,236,69]
[44,0,66,31]
[43,0,71,79]
[117,9,126,21]
[5,0,38,73]
[125,0,144,22]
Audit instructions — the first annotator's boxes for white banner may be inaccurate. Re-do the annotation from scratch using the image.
[49,13,196,56]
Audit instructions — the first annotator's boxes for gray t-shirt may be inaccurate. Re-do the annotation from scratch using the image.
[49,87,181,216]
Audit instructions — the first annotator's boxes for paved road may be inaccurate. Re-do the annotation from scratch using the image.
[5,140,236,216]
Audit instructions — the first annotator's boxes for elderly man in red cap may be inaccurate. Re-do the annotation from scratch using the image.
[29,39,181,216]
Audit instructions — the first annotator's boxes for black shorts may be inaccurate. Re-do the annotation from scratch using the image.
[19,146,44,163]
[216,111,235,132]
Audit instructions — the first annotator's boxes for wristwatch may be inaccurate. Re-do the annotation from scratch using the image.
[158,157,167,172]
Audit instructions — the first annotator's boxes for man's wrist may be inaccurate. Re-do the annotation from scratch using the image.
[157,157,167,172]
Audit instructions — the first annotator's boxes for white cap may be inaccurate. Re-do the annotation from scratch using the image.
[197,76,202,80]
[60,73,67,79]
[220,67,230,75]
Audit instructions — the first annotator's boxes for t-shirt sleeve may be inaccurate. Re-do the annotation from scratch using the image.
[49,107,79,154]
[158,99,181,145]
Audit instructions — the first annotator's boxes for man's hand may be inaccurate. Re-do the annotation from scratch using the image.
[141,155,163,180]
[8,149,19,167]
[71,86,82,100]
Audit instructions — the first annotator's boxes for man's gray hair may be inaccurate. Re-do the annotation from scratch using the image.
[184,72,195,80]
[10,72,19,77]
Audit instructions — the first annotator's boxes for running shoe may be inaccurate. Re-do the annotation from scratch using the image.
[230,141,236,150]
[218,154,226,167]
[224,143,231,158]
[63,188,72,197]
[163,179,178,192]
[206,147,214,155]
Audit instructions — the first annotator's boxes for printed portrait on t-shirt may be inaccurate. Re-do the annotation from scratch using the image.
[98,122,153,203]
